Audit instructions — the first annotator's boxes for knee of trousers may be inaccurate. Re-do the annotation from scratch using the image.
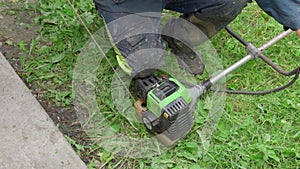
[99,10,166,77]
[188,0,249,37]
[197,0,249,20]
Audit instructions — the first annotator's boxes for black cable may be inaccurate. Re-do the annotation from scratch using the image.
[259,54,299,76]
[211,67,300,95]
[213,26,300,95]
[226,26,299,76]
[225,26,249,46]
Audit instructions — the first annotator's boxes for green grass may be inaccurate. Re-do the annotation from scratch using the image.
[22,1,300,168]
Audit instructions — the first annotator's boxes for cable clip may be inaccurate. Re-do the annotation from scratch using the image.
[246,43,261,59]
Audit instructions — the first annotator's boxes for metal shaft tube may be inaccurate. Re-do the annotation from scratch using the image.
[209,29,293,86]
[210,54,252,84]
[259,29,293,51]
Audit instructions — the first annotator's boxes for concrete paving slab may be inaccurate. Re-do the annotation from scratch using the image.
[0,52,87,169]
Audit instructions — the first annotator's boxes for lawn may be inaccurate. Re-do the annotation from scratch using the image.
[11,0,300,168]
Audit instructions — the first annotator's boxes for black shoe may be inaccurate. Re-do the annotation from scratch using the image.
[163,35,205,75]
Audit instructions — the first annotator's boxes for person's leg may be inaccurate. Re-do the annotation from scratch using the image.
[161,0,250,75]
[165,0,250,38]
[94,2,165,77]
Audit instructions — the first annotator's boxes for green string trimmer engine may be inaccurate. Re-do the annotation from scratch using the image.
[134,28,300,147]
[135,76,194,147]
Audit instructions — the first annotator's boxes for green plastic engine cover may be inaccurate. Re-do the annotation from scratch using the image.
[146,78,191,117]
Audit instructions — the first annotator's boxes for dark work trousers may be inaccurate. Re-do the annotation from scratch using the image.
[94,0,250,76]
